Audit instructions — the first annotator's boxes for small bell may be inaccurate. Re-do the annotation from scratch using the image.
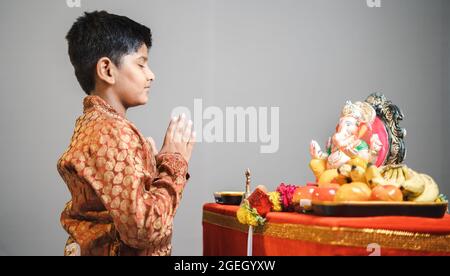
[244,168,251,199]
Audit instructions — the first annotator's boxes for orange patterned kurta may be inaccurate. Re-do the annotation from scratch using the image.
[57,95,189,256]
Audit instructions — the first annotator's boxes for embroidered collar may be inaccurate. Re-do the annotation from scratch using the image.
[83,95,121,117]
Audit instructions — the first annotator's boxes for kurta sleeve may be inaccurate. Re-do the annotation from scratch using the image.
[71,118,189,249]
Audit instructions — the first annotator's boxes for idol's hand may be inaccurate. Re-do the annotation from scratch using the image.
[159,114,196,163]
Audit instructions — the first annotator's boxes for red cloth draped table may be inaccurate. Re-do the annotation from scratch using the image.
[203,203,450,256]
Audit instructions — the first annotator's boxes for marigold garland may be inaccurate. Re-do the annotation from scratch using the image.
[268,191,282,212]
[236,200,266,226]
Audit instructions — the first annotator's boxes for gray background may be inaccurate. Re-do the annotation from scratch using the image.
[0,0,449,256]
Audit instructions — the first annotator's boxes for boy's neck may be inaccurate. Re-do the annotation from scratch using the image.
[90,90,127,118]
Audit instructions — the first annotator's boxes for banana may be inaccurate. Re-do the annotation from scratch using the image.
[347,157,368,170]
[350,165,366,183]
[391,168,398,181]
[310,158,327,180]
[402,173,425,196]
[336,164,351,185]
[365,164,387,188]
[396,168,406,186]
[408,174,439,202]
[386,168,399,187]
[397,167,404,177]
[401,165,411,180]
[383,168,393,180]
[318,169,339,186]
[409,168,419,176]
[378,166,402,188]
[365,164,378,181]
[336,175,351,185]
[337,164,351,178]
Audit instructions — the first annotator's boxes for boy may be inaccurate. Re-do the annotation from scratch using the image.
[57,11,195,256]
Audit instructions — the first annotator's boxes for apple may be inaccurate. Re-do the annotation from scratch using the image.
[312,187,338,202]
[351,182,372,198]
[317,183,341,190]
[292,186,318,211]
[370,185,403,202]
[335,183,371,202]
[292,186,317,202]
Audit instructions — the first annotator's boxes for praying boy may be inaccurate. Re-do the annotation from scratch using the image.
[57,11,195,256]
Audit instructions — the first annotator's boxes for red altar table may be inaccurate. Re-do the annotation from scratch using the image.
[203,203,450,256]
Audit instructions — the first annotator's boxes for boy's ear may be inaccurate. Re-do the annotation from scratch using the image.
[96,57,116,85]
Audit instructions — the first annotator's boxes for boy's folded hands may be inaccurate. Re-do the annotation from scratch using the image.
[159,113,196,163]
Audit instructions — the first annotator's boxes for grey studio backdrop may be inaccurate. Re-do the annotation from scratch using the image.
[0,0,449,256]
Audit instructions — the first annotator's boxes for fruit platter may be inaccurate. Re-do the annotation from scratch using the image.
[230,93,448,228]
[308,163,447,218]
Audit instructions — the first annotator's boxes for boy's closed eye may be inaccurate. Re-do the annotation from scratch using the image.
[137,56,148,68]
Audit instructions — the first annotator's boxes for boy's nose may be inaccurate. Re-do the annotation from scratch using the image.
[148,68,155,82]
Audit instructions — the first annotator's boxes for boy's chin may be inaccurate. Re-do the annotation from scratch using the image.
[140,94,149,104]
[133,94,149,106]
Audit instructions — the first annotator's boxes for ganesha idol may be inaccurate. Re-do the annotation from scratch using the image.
[309,93,407,185]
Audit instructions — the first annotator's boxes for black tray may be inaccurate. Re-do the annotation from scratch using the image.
[312,201,448,218]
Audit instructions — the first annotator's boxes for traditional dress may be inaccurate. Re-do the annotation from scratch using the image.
[57,95,189,256]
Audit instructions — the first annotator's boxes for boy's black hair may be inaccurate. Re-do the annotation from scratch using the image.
[66,10,152,94]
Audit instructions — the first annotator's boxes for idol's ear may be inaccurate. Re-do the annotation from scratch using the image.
[365,93,407,165]
[357,123,369,139]
[357,101,376,125]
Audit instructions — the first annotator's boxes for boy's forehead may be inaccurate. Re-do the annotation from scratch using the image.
[133,44,149,59]
[137,44,149,54]
[137,55,148,61]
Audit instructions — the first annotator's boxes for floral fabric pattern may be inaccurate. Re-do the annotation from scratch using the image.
[57,95,189,256]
